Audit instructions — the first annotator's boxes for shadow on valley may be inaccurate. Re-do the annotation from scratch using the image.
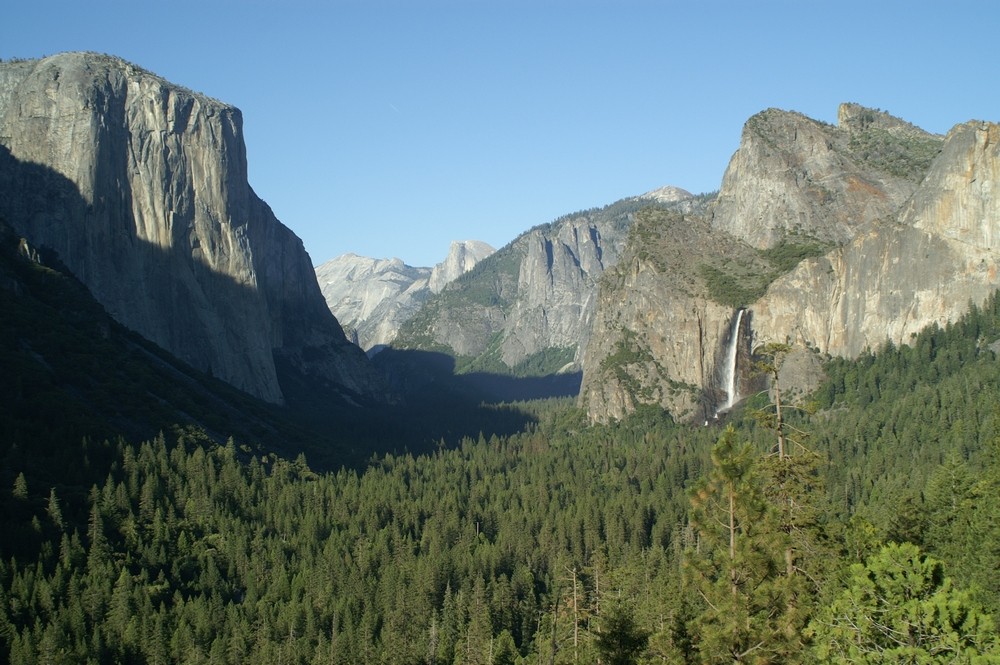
[371,347,581,403]
[0,145,546,479]
[352,347,586,455]
[274,349,544,467]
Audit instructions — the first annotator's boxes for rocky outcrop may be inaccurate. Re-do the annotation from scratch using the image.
[0,52,385,405]
[638,185,694,204]
[500,217,615,366]
[751,120,1000,358]
[710,106,937,248]
[316,240,494,352]
[578,208,758,422]
[316,255,432,352]
[428,240,495,294]
[581,104,1000,423]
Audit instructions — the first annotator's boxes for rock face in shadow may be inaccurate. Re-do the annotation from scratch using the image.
[581,104,1000,423]
[0,52,385,405]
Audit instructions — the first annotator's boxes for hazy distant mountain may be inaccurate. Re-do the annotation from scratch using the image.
[638,184,694,203]
[428,239,496,294]
[316,240,495,351]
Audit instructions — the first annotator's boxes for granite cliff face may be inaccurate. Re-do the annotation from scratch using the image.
[580,103,1000,423]
[751,120,1000,358]
[315,240,494,352]
[392,189,693,375]
[710,104,935,248]
[579,209,738,421]
[428,240,495,294]
[0,52,385,405]
[579,202,789,422]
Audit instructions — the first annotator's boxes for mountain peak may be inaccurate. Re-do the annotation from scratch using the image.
[428,240,496,294]
[638,185,694,203]
[837,102,937,137]
[316,240,494,351]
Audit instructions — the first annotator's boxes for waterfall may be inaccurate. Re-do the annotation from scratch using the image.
[719,308,745,413]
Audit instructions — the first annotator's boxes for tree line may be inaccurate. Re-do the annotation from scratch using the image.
[4,296,1000,663]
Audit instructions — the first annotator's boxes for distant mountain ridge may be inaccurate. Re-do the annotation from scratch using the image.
[0,52,387,406]
[315,240,495,351]
[383,188,697,380]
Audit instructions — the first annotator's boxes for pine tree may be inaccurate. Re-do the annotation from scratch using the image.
[12,472,28,501]
[594,600,650,665]
[686,426,773,663]
[808,542,1000,663]
[754,342,829,657]
[46,488,64,530]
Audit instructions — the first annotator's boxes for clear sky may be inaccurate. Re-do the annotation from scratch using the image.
[3,1,999,267]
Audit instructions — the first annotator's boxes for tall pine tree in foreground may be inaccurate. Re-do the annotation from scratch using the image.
[685,426,779,663]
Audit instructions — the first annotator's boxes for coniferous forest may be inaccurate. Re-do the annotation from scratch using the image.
[5,259,1000,662]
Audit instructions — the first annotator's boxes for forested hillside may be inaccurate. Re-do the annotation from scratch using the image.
[4,295,1000,663]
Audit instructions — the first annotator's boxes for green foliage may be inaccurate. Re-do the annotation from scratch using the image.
[811,293,1000,550]
[454,331,507,375]
[847,124,944,181]
[700,235,831,307]
[444,246,523,310]
[454,341,575,378]
[808,543,1000,663]
[509,345,576,377]
[594,600,650,665]
[698,264,766,309]
[598,328,676,402]
[394,245,524,353]
[6,194,1000,665]
[760,237,831,274]
[685,424,822,663]
[11,473,28,500]
[601,329,655,373]
[0,409,720,664]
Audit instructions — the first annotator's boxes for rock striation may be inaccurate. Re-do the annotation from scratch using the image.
[315,240,494,352]
[0,52,386,405]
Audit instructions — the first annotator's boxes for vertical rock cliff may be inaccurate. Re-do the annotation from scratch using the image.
[428,240,495,294]
[752,120,1000,358]
[578,207,756,422]
[0,52,385,405]
[579,104,1000,424]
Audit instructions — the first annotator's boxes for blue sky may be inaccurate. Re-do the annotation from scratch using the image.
[4,1,999,267]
